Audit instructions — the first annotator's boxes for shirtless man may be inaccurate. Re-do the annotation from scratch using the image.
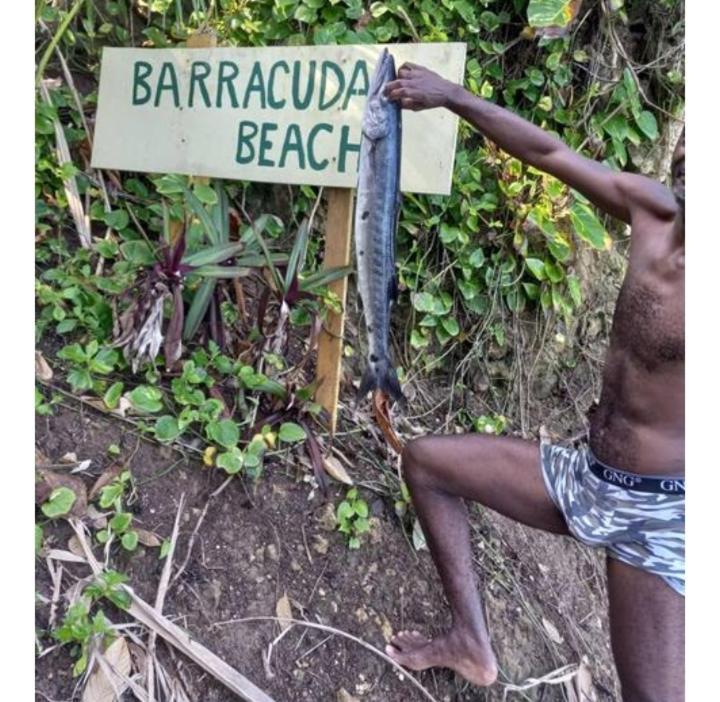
[384,64,685,702]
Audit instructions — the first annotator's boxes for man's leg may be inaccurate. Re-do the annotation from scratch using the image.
[607,558,684,702]
[386,434,569,686]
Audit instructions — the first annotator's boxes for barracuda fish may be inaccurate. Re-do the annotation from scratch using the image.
[354,48,405,405]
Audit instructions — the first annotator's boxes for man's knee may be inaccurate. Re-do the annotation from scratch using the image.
[401,436,439,487]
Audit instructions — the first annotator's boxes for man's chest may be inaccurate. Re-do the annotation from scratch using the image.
[610,268,684,371]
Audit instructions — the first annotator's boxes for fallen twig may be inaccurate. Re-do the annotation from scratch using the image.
[148,494,185,702]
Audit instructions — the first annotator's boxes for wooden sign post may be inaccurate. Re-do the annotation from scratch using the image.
[92,41,466,433]
[316,188,354,432]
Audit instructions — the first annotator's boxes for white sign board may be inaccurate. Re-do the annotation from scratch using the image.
[91,43,466,195]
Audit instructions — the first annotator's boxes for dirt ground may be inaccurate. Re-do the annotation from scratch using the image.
[36,395,620,702]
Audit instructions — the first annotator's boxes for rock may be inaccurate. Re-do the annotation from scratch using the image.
[317,502,337,531]
[313,534,329,555]
[337,689,360,702]
[532,366,558,400]
[265,543,279,562]
[290,559,301,572]
[354,607,369,623]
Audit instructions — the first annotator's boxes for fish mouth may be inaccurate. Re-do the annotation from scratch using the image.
[368,48,396,99]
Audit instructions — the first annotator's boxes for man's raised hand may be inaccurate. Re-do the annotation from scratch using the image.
[384,63,457,111]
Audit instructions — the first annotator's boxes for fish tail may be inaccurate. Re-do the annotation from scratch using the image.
[357,356,406,406]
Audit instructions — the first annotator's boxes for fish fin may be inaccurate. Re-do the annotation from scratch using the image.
[388,273,399,304]
[357,364,377,403]
[358,357,405,408]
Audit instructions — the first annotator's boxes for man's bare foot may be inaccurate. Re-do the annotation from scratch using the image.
[385,628,498,687]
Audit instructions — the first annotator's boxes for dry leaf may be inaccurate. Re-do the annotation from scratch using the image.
[80,395,131,418]
[412,519,427,551]
[35,468,88,518]
[68,536,85,558]
[337,690,361,702]
[372,390,404,454]
[322,455,353,485]
[36,448,50,466]
[542,617,564,645]
[82,636,132,702]
[89,462,124,501]
[35,351,53,381]
[135,528,162,547]
[275,594,293,632]
[86,505,108,529]
[565,659,597,702]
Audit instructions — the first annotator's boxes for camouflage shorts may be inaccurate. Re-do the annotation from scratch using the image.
[540,442,685,596]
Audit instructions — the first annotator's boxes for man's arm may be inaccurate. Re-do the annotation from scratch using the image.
[385,64,678,225]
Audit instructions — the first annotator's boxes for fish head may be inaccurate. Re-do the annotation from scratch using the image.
[362,49,397,141]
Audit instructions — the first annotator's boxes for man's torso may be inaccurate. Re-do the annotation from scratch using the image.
[589,210,685,475]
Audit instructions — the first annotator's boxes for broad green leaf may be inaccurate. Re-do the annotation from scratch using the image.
[193,183,218,206]
[58,343,86,364]
[67,369,93,392]
[544,260,565,284]
[636,110,659,140]
[569,201,611,250]
[207,418,240,449]
[525,258,546,281]
[441,316,460,337]
[469,247,486,267]
[99,483,123,509]
[120,241,156,266]
[103,382,124,410]
[410,329,430,348]
[110,512,132,533]
[103,209,129,230]
[155,416,182,442]
[278,422,307,443]
[121,531,139,551]
[527,0,578,28]
[128,386,163,413]
[217,447,243,474]
[412,292,437,313]
[41,487,76,519]
[89,348,118,374]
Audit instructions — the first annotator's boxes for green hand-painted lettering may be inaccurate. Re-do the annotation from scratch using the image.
[132,61,153,105]
[319,61,344,110]
[258,122,278,167]
[278,124,306,169]
[154,62,180,108]
[243,61,267,109]
[292,60,316,110]
[343,60,369,110]
[268,61,290,109]
[338,125,360,173]
[236,121,258,165]
[308,123,333,171]
[189,61,212,108]
[216,61,240,108]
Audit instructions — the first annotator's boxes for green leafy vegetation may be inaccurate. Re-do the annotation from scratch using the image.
[336,487,372,549]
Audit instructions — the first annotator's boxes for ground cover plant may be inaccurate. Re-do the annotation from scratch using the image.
[35,1,683,699]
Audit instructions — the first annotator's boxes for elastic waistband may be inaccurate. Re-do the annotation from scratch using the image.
[586,450,685,496]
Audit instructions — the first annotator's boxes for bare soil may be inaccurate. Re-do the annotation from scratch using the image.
[36,398,620,702]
